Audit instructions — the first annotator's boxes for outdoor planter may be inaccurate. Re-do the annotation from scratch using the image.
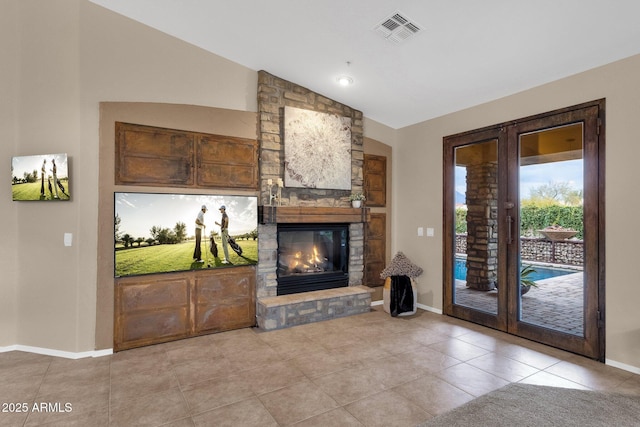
[539,227,578,241]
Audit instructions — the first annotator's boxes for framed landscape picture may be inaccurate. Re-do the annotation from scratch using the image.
[114,192,258,277]
[11,153,70,201]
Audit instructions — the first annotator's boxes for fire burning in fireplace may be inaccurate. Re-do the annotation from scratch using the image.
[277,224,349,295]
[285,245,329,273]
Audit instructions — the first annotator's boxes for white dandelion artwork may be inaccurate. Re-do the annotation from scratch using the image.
[284,106,352,190]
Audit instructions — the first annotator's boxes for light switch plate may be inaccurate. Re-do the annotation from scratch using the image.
[417,227,424,237]
[426,228,435,237]
[64,233,73,247]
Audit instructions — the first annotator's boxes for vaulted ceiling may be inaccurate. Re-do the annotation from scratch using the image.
[89,0,640,129]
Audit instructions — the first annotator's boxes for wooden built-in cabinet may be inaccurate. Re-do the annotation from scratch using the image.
[192,267,256,333]
[197,134,258,189]
[364,154,386,207]
[114,267,256,352]
[115,122,259,189]
[365,213,386,287]
[113,122,258,351]
[363,154,388,287]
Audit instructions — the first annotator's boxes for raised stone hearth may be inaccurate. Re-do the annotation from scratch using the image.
[257,286,372,331]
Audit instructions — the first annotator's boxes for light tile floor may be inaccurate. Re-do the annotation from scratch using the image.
[1,306,639,426]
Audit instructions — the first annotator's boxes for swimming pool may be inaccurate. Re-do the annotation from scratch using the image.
[454,258,576,281]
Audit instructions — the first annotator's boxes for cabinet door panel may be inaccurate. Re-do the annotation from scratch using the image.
[193,267,256,333]
[197,135,259,189]
[119,156,193,185]
[198,164,258,189]
[114,276,190,350]
[116,123,195,186]
[364,154,386,207]
[365,213,386,287]
[121,309,189,343]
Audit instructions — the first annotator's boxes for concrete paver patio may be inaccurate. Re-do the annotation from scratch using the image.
[455,272,584,336]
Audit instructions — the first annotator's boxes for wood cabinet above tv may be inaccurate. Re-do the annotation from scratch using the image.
[115,122,258,190]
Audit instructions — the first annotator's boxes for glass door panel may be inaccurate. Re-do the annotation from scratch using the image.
[453,140,499,315]
[517,124,584,336]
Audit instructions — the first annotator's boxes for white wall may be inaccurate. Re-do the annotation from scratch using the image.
[394,54,640,370]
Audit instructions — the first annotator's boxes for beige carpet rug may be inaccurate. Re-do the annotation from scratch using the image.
[418,383,640,427]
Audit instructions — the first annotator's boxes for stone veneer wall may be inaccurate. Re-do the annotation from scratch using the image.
[465,163,498,291]
[256,70,366,301]
[456,234,584,266]
[257,71,364,206]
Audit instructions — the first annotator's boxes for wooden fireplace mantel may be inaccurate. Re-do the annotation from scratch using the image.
[258,206,370,224]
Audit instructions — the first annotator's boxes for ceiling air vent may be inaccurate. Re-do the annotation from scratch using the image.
[374,11,422,44]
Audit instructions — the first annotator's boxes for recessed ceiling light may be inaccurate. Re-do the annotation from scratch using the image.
[337,75,354,86]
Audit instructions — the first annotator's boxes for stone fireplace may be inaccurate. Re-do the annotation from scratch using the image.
[256,206,371,330]
[255,71,372,330]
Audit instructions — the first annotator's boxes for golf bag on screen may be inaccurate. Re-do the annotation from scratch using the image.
[227,236,243,256]
[209,236,218,258]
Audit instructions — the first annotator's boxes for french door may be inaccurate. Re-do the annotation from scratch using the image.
[443,100,605,360]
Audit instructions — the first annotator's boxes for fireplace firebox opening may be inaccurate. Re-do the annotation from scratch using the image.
[277,223,349,295]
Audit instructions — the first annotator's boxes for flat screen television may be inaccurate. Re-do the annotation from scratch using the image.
[114,192,258,277]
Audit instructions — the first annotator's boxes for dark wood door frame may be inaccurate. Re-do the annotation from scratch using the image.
[443,99,605,361]
[443,127,507,331]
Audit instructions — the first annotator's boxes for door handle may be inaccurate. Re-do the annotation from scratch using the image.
[506,215,513,244]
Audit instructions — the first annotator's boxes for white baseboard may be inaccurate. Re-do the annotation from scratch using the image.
[0,345,112,359]
[605,358,640,375]
[370,299,383,306]
[416,303,443,314]
[8,325,636,375]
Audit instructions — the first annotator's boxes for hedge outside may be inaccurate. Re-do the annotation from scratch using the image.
[455,205,583,239]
